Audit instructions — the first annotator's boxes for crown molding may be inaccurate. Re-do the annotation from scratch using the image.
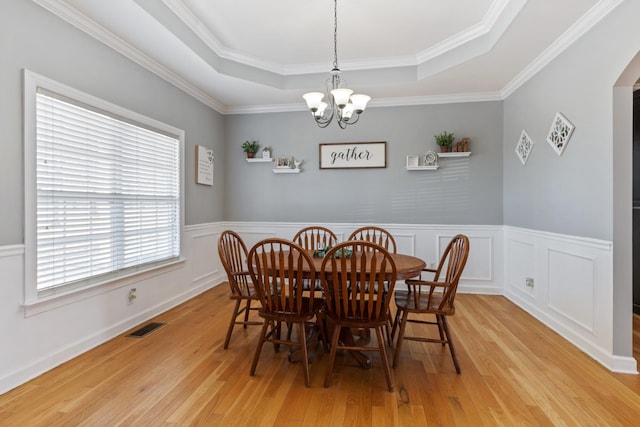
[225,92,504,115]
[164,0,418,76]
[32,0,227,114]
[370,92,504,107]
[501,0,624,98]
[415,0,525,64]
[162,0,288,75]
[164,0,524,77]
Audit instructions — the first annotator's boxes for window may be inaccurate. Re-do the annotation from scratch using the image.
[24,70,184,302]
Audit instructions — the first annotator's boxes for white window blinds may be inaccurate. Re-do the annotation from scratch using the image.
[35,90,180,291]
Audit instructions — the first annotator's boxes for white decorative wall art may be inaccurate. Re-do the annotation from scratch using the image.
[546,112,575,156]
[196,145,214,185]
[515,130,534,165]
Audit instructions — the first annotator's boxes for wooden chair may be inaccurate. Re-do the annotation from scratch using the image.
[392,234,470,373]
[217,230,262,349]
[347,226,397,254]
[348,226,397,345]
[320,240,397,392]
[293,226,338,294]
[247,238,324,387]
[293,226,338,250]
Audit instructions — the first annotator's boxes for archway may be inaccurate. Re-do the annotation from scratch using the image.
[613,51,640,365]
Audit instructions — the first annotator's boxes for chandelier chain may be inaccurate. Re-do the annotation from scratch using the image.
[333,0,338,70]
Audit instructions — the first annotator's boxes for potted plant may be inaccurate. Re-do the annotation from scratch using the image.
[241,140,259,158]
[434,131,455,153]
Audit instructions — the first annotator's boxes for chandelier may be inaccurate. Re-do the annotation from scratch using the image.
[302,0,371,129]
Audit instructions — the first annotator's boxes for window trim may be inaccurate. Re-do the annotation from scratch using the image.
[23,69,185,305]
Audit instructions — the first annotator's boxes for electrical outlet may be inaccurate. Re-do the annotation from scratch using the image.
[128,288,137,304]
[525,277,534,288]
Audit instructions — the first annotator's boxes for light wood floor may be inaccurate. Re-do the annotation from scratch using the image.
[1,285,640,426]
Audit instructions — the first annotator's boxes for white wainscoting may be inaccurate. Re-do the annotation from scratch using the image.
[503,226,636,374]
[0,223,226,394]
[221,222,503,295]
[1,222,633,394]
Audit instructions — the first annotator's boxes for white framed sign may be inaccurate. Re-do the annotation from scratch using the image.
[319,142,386,169]
[196,145,214,185]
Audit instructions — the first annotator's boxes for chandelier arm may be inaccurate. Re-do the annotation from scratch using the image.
[312,100,335,127]
[345,113,361,126]
[316,118,333,129]
[313,109,334,128]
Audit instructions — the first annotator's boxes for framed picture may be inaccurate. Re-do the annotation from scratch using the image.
[319,142,386,169]
[546,112,575,156]
[515,130,533,166]
[274,156,293,169]
[406,155,419,168]
[195,145,214,185]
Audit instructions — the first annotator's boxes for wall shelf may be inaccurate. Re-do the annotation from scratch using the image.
[406,165,439,171]
[438,152,471,158]
[246,157,272,162]
[272,168,300,174]
[406,151,470,170]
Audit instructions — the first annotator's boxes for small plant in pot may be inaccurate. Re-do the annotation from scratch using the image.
[434,131,455,153]
[241,140,259,158]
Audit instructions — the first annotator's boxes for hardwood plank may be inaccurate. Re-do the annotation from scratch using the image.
[1,287,639,426]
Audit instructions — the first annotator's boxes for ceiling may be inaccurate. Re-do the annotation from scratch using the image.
[36,0,621,114]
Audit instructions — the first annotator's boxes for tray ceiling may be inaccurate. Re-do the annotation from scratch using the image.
[35,0,620,113]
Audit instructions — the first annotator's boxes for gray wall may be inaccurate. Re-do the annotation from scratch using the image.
[503,0,640,242]
[0,0,225,246]
[502,0,640,355]
[224,102,503,225]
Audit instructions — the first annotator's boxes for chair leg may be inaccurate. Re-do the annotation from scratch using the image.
[286,322,293,340]
[375,326,394,392]
[317,312,329,353]
[250,320,270,376]
[324,323,341,388]
[297,322,310,387]
[436,314,446,346]
[274,321,282,353]
[440,316,461,374]
[390,308,401,342]
[243,299,252,328]
[385,308,393,347]
[392,309,409,368]
[223,299,242,349]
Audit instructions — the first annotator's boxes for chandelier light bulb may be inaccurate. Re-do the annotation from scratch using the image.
[342,103,355,120]
[315,101,328,117]
[330,88,353,109]
[350,94,371,113]
[303,92,325,112]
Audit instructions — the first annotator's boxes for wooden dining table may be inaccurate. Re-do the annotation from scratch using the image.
[306,250,426,280]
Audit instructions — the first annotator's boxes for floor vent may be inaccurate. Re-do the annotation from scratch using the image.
[126,322,166,338]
